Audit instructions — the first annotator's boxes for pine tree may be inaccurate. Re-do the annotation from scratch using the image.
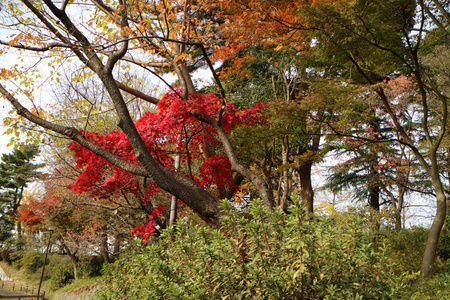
[0,145,43,239]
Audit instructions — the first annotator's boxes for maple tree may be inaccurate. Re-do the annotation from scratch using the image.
[0,0,275,230]
[66,88,267,239]
[18,162,145,276]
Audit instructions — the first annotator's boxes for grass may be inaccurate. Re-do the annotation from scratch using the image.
[0,259,103,299]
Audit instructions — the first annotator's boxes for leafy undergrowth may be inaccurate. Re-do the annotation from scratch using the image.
[97,200,408,300]
[400,268,450,299]
[0,261,40,286]
[53,277,102,293]
[2,200,449,299]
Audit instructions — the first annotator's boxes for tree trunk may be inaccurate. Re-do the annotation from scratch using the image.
[394,209,402,231]
[210,120,274,210]
[421,187,448,277]
[101,234,111,263]
[169,156,181,227]
[369,186,380,212]
[297,162,314,215]
[61,243,79,280]
[70,255,79,280]
[112,236,121,257]
[280,136,291,210]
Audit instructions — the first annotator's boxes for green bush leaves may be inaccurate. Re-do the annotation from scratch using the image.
[98,200,405,299]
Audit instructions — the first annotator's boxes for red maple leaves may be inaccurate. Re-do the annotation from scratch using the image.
[129,203,165,243]
[67,90,267,242]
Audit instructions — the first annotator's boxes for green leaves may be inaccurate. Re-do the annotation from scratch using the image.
[98,200,405,300]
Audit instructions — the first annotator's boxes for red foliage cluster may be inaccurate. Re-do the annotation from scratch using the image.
[18,199,46,229]
[68,90,266,199]
[199,154,237,192]
[68,130,141,197]
[67,89,267,233]
[129,203,165,243]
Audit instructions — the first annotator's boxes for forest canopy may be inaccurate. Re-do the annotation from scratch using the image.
[0,0,448,281]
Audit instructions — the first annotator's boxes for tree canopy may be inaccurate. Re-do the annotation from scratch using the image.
[0,0,448,278]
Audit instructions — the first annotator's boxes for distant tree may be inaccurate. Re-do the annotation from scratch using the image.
[0,202,14,247]
[0,145,42,238]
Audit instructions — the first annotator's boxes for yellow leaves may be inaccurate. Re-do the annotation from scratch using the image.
[315,201,338,215]
[120,64,131,71]
[72,69,94,83]
[174,52,192,63]
[0,67,21,80]
[274,45,286,51]
[3,113,43,149]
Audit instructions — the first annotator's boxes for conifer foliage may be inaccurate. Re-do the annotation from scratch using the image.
[0,145,42,240]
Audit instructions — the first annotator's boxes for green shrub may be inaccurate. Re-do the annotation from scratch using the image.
[78,256,104,278]
[9,250,24,268]
[97,200,406,300]
[50,264,75,289]
[387,227,429,273]
[438,234,450,261]
[1,248,13,264]
[407,272,450,299]
[20,250,45,274]
[14,237,26,251]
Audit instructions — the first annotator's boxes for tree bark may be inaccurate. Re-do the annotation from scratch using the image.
[209,118,275,210]
[420,181,448,277]
[112,235,121,257]
[280,136,291,210]
[60,242,79,280]
[101,233,111,264]
[297,162,314,216]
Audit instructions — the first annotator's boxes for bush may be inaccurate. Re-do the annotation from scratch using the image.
[9,251,24,268]
[50,264,75,289]
[387,227,429,273]
[97,200,406,300]
[78,256,104,278]
[1,248,13,264]
[407,272,450,299]
[20,250,45,274]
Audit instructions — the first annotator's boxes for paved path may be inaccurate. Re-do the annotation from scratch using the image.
[0,289,33,298]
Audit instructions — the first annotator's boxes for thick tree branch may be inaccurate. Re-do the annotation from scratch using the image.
[115,80,159,104]
[193,113,274,210]
[105,0,129,72]
[0,83,148,177]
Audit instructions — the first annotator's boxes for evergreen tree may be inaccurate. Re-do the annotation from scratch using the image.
[0,145,42,240]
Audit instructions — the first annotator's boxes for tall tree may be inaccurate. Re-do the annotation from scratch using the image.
[324,76,423,227]
[216,0,449,276]
[0,145,42,238]
[0,0,274,228]
[217,43,327,214]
